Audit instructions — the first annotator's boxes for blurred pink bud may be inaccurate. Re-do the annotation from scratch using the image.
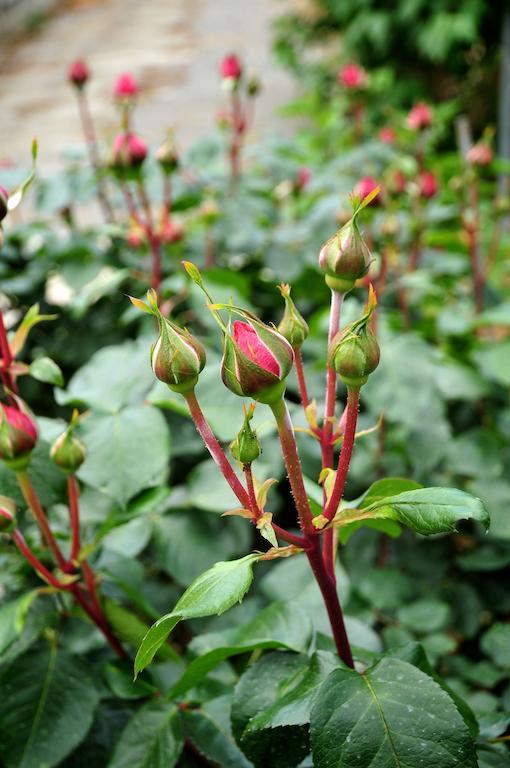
[419,170,438,199]
[112,132,148,168]
[338,63,367,89]
[68,59,89,88]
[355,176,380,205]
[407,102,432,131]
[0,403,38,463]
[160,220,184,244]
[0,186,9,222]
[379,126,396,144]
[466,142,493,167]
[114,73,139,99]
[296,167,311,190]
[392,170,407,194]
[220,54,242,81]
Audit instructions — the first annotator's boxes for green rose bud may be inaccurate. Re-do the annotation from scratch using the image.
[221,313,294,404]
[0,402,38,470]
[329,286,380,388]
[277,284,309,349]
[230,403,261,465]
[156,129,179,174]
[50,413,86,474]
[319,189,378,293]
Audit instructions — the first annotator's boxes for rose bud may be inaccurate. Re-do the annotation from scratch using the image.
[407,102,432,131]
[221,316,293,404]
[50,423,86,474]
[247,75,262,97]
[419,170,438,199]
[296,166,311,191]
[355,176,380,204]
[112,132,148,169]
[329,287,380,388]
[391,169,407,194]
[126,221,145,248]
[156,130,179,174]
[114,72,139,99]
[466,142,493,167]
[220,53,242,81]
[0,506,15,533]
[338,63,367,89]
[230,403,261,465]
[0,403,38,469]
[160,220,184,244]
[152,315,206,394]
[0,186,9,222]
[277,283,309,349]
[379,126,396,144]
[68,59,89,89]
[319,190,376,293]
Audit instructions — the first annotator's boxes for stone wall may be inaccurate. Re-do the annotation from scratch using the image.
[0,0,60,39]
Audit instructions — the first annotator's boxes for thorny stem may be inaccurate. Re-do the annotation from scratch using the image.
[16,470,66,570]
[70,583,127,658]
[294,347,310,409]
[270,397,314,536]
[244,464,260,518]
[11,529,67,589]
[322,291,343,469]
[138,181,162,293]
[76,90,115,224]
[0,312,17,402]
[67,475,81,563]
[324,387,361,521]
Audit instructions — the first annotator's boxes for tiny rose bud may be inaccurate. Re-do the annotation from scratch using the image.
[379,126,396,144]
[200,198,221,225]
[160,219,184,244]
[319,196,374,292]
[114,72,139,99]
[466,142,493,167]
[277,283,309,349]
[338,62,367,89]
[355,176,380,204]
[407,102,432,131]
[247,74,262,97]
[152,315,206,393]
[156,130,179,174]
[112,132,148,169]
[0,186,8,222]
[391,169,407,195]
[0,507,15,533]
[68,59,89,89]
[419,170,438,199]
[220,53,242,81]
[296,166,311,191]
[329,288,380,388]
[230,403,261,464]
[221,317,293,404]
[126,221,145,248]
[0,403,38,469]
[50,424,86,474]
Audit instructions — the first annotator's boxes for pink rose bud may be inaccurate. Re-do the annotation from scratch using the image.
[296,167,311,191]
[220,53,242,81]
[392,170,407,194]
[68,59,90,89]
[0,506,15,533]
[466,142,493,167]
[0,186,9,222]
[338,62,367,89]
[0,403,38,469]
[407,102,432,131]
[221,317,293,404]
[379,126,396,144]
[160,220,184,244]
[419,170,438,199]
[112,132,148,168]
[114,72,139,99]
[355,176,380,205]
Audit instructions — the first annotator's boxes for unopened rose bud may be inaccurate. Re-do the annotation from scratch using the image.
[126,221,145,248]
[111,132,148,170]
[160,220,184,244]
[68,59,89,89]
[277,284,309,349]
[50,422,86,474]
[355,176,380,205]
[390,169,407,195]
[156,130,179,174]
[466,142,493,167]
[114,72,139,99]
[407,102,432,131]
[329,288,380,388]
[0,403,38,470]
[296,167,311,191]
[319,192,375,293]
[338,63,367,89]
[419,170,438,199]
[152,314,206,394]
[247,75,262,97]
[379,126,396,144]
[0,186,8,222]
[200,198,221,225]
[0,507,15,533]
[220,53,242,82]
[221,317,293,404]
[230,403,261,465]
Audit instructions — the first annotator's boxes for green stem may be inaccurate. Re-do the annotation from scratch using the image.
[270,397,314,536]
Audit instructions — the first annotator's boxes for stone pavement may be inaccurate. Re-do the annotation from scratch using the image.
[0,0,296,172]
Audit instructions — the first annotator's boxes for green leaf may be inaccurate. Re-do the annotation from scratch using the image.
[134,554,260,677]
[103,662,157,700]
[108,701,183,768]
[336,487,489,536]
[181,709,252,768]
[78,405,171,506]
[310,657,478,767]
[480,623,510,670]
[0,645,100,768]
[0,591,38,655]
[397,598,451,633]
[29,356,64,386]
[169,602,313,698]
